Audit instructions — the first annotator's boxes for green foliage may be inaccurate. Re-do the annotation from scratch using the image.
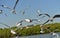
[0,23,60,37]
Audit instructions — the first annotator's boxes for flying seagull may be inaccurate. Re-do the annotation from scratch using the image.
[0,5,16,14]
[12,0,19,14]
[11,30,16,34]
[43,14,60,25]
[38,14,60,25]
[0,5,11,9]
[37,13,50,25]
[24,18,41,23]
[38,13,50,33]
[40,14,60,33]
[38,14,60,33]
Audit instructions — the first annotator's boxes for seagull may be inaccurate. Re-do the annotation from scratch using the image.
[12,0,19,14]
[0,5,11,9]
[24,18,41,23]
[51,32,59,38]
[40,27,45,33]
[40,14,60,33]
[11,9,16,14]
[16,20,23,26]
[11,30,16,34]
[37,13,50,25]
[38,13,60,25]
[38,13,50,33]
[37,10,49,17]
[38,13,50,25]
[43,14,60,25]
[0,5,16,14]
[24,19,32,23]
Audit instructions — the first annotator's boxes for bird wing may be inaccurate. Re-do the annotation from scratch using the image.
[13,0,19,9]
[45,14,50,17]
[39,14,43,16]
[53,15,60,18]
[43,20,49,25]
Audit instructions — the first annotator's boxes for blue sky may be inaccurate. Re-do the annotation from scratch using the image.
[0,0,60,28]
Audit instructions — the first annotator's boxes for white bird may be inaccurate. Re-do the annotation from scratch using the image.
[11,30,16,34]
[12,0,19,14]
[43,14,60,25]
[52,32,59,38]
[40,28,45,33]
[16,20,23,26]
[0,5,16,14]
[24,19,32,23]
[38,13,60,25]
[38,13,50,33]
[40,24,45,33]
[24,18,41,23]
[39,14,60,34]
[11,9,16,14]
[0,5,11,9]
[40,30,44,33]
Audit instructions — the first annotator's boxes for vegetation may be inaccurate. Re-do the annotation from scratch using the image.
[0,23,60,38]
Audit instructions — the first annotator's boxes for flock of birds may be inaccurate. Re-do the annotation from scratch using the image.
[0,0,60,38]
[0,0,26,16]
[0,10,60,38]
